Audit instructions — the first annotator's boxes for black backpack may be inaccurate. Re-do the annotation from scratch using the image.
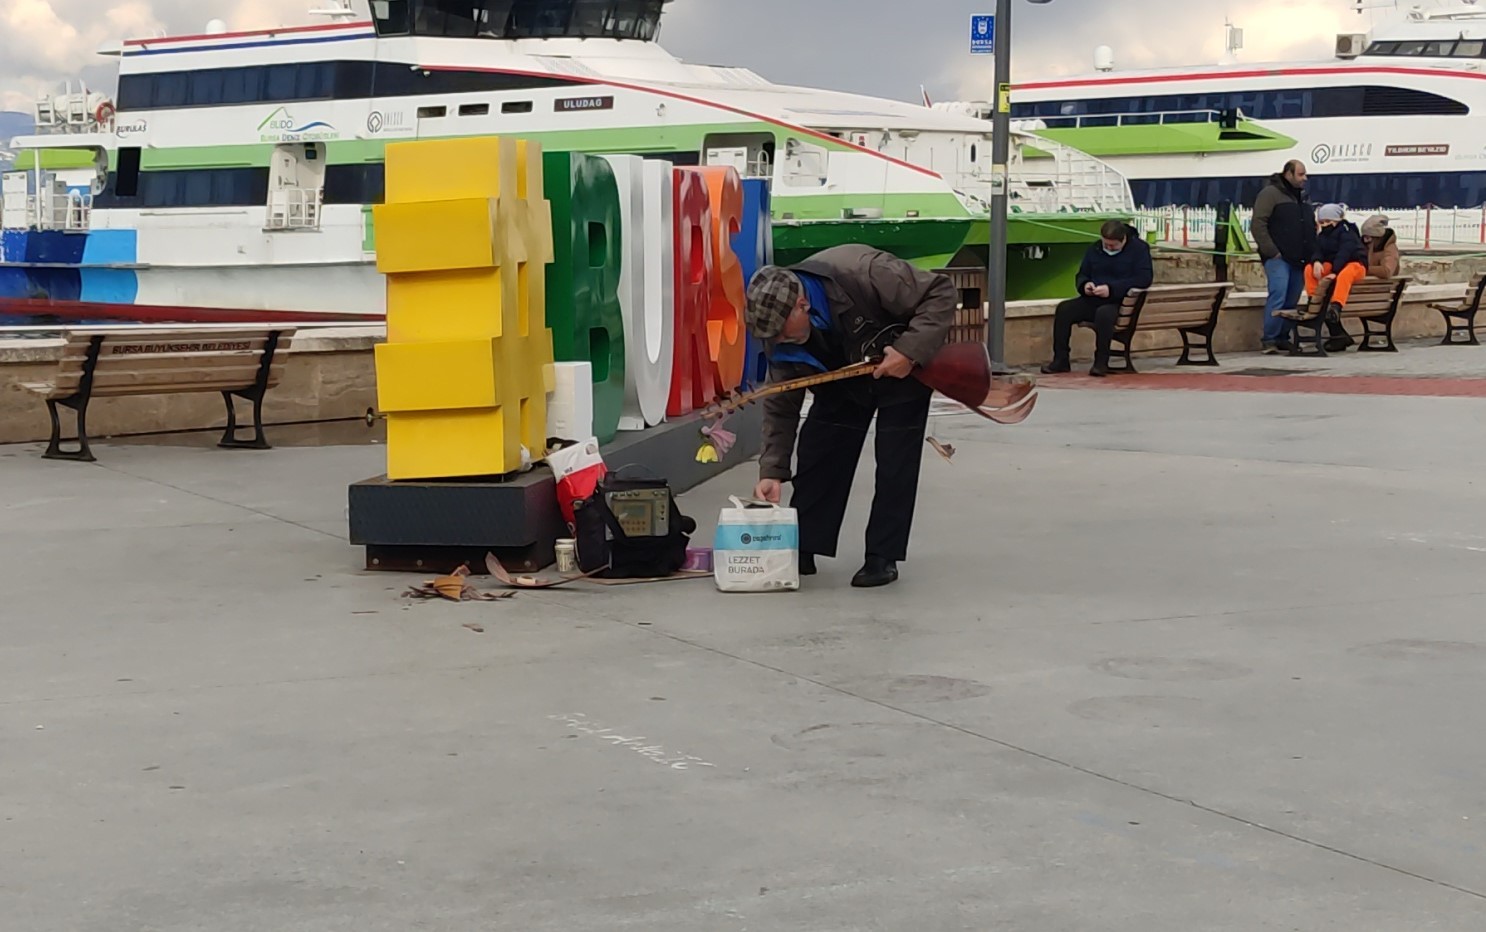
[572,468,696,579]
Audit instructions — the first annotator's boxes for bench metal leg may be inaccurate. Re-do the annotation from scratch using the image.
[1177,326,1219,367]
[42,396,96,463]
[1358,316,1398,353]
[1287,318,1327,358]
[1105,334,1136,373]
[1439,311,1479,346]
[219,389,272,450]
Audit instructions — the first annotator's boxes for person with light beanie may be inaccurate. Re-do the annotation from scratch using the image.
[1306,204,1369,310]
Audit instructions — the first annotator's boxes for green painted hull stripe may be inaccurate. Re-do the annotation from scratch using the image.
[1029,121,1295,157]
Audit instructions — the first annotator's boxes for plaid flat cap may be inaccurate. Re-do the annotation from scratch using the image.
[745,267,803,340]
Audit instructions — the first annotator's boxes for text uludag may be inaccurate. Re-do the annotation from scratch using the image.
[556,96,615,112]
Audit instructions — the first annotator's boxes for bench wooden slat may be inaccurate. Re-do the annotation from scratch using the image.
[39,364,287,398]
[1137,310,1223,328]
[1129,297,1224,315]
[64,337,274,361]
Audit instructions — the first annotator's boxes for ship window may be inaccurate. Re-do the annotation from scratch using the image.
[133,168,270,209]
[1365,41,1398,55]
[502,100,533,113]
[395,0,670,40]
[1454,40,1485,57]
[115,148,142,198]
[1016,85,1465,124]
[413,0,482,36]
[1394,41,1427,55]
[265,65,298,102]
[116,62,574,110]
[373,0,412,35]
[1422,40,1456,57]
[417,105,448,118]
[459,102,491,115]
[1362,86,1468,115]
[1132,171,1486,211]
[324,164,387,204]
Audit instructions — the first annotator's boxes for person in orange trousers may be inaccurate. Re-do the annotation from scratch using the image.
[1300,203,1368,349]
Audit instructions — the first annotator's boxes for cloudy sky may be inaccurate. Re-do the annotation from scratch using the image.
[2,0,1378,113]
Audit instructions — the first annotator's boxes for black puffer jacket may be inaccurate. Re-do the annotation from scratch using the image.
[1074,223,1154,304]
[1314,220,1367,269]
[1252,174,1316,265]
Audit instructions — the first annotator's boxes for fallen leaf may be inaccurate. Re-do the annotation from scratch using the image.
[926,437,956,462]
[463,623,486,634]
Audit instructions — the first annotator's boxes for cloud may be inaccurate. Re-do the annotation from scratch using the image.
[0,0,304,110]
[2,0,1365,114]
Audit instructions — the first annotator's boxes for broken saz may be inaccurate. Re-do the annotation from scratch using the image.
[550,713,717,771]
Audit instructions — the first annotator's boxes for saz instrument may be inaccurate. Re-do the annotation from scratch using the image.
[701,342,1038,426]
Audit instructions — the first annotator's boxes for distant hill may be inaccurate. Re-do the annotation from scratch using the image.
[0,111,35,171]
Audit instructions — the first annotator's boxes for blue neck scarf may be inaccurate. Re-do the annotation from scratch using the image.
[767,272,832,373]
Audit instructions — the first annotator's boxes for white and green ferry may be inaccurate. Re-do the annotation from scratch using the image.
[1,0,1134,322]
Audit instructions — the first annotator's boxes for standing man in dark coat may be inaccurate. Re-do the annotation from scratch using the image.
[1040,220,1154,377]
[744,245,955,588]
[1251,159,1316,353]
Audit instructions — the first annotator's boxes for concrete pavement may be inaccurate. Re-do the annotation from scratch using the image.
[3,363,1486,930]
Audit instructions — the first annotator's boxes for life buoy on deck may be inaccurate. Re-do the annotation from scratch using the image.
[95,101,116,126]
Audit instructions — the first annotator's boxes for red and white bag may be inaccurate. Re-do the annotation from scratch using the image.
[547,438,607,528]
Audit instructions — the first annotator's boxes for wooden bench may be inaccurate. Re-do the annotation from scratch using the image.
[22,328,295,462]
[1281,277,1408,356]
[1429,273,1486,346]
[1079,283,1233,372]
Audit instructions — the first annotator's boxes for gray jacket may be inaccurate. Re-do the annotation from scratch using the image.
[758,245,956,481]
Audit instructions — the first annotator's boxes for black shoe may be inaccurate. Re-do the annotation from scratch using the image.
[1325,333,1356,353]
[1088,363,1110,377]
[799,553,817,577]
[851,556,899,588]
[1277,339,1295,352]
[1040,360,1070,374]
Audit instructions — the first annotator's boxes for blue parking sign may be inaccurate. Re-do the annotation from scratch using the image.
[971,15,995,54]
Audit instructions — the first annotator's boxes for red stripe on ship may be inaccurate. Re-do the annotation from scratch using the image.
[0,298,381,325]
[420,64,945,181]
[124,21,374,47]
[1018,65,1486,92]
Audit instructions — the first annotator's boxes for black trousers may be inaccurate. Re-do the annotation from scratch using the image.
[790,385,931,563]
[1052,295,1120,366]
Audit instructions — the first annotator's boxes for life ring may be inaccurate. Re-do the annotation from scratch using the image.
[95,101,116,125]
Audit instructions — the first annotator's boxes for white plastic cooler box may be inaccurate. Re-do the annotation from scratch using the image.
[713,497,800,592]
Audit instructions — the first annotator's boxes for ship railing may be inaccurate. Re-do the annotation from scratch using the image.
[29,190,91,232]
[265,187,324,232]
[1003,134,1137,213]
[1138,204,1486,251]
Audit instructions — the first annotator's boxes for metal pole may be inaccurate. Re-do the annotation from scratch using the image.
[986,0,1012,374]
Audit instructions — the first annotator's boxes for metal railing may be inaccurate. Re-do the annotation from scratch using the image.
[27,191,91,232]
[1138,204,1486,251]
[265,187,323,231]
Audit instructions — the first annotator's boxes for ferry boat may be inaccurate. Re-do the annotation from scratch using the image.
[1000,0,1486,210]
[0,0,1134,323]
